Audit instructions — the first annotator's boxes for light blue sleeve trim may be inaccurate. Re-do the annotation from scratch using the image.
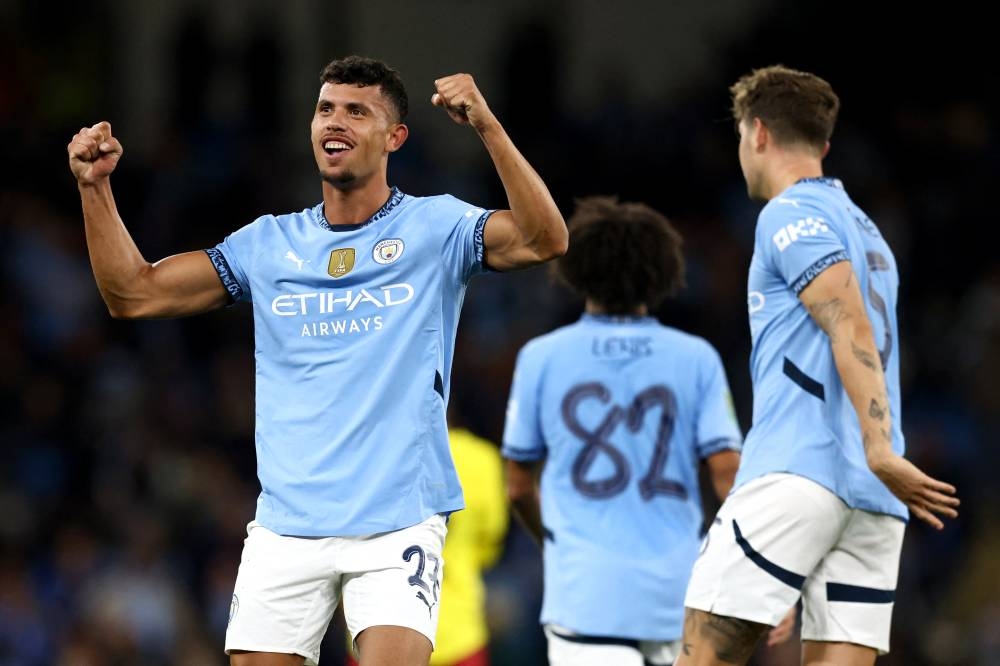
[698,437,742,459]
[501,444,546,462]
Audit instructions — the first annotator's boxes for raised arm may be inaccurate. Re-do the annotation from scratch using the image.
[799,260,959,528]
[431,74,567,271]
[68,122,230,319]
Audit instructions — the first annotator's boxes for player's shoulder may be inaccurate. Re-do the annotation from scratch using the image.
[398,192,489,223]
[760,190,827,225]
[756,180,850,247]
[763,178,850,219]
[517,322,584,359]
[235,205,318,236]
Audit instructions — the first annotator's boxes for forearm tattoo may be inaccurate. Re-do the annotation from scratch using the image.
[851,341,878,370]
[868,399,886,421]
[862,426,893,456]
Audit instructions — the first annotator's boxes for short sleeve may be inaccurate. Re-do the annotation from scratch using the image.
[757,201,849,295]
[694,342,743,459]
[501,343,546,461]
[204,218,265,303]
[439,196,495,283]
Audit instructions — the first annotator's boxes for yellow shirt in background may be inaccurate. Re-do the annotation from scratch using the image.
[432,428,509,665]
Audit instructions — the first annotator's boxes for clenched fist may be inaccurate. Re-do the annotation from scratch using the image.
[431,74,499,133]
[68,121,123,186]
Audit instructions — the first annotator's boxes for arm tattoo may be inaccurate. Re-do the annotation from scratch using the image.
[863,427,893,455]
[862,430,874,454]
[807,298,849,341]
[852,341,878,370]
[868,399,886,421]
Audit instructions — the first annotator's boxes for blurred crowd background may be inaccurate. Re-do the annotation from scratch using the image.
[1,0,996,664]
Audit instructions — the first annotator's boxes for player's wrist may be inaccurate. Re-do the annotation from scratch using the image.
[77,175,110,191]
[471,114,503,136]
[865,448,895,477]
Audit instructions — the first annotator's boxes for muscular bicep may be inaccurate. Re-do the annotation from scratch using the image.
[482,210,555,271]
[124,250,231,318]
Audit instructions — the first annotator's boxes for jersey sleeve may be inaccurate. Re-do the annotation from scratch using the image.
[501,343,546,462]
[694,341,743,459]
[757,200,849,295]
[205,217,266,303]
[439,196,495,283]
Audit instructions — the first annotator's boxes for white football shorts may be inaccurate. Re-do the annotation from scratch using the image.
[225,513,447,665]
[684,473,905,655]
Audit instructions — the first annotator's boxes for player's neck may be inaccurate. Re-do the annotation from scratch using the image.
[764,154,823,201]
[321,179,394,227]
[585,302,648,317]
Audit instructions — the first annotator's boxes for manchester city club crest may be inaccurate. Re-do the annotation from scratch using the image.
[327,248,356,278]
[373,238,404,265]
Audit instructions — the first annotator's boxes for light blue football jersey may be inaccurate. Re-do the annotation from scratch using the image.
[736,177,907,519]
[502,314,742,640]
[206,188,493,536]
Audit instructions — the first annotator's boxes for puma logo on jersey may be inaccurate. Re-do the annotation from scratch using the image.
[285,250,309,270]
[773,217,829,252]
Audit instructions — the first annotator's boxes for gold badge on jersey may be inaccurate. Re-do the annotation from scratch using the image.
[327,248,356,278]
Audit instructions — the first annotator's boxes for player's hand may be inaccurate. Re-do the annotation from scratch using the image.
[868,453,959,530]
[431,74,498,133]
[766,607,796,647]
[68,121,123,186]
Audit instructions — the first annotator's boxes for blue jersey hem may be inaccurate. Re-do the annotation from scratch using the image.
[254,503,464,537]
[733,469,909,521]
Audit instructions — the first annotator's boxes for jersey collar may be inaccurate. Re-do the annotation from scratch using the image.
[795,176,844,190]
[315,187,405,232]
[581,313,656,325]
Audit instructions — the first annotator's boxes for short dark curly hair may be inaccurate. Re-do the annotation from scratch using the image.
[555,196,686,314]
[319,55,408,121]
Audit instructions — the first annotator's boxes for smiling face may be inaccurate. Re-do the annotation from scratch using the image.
[310,82,407,190]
